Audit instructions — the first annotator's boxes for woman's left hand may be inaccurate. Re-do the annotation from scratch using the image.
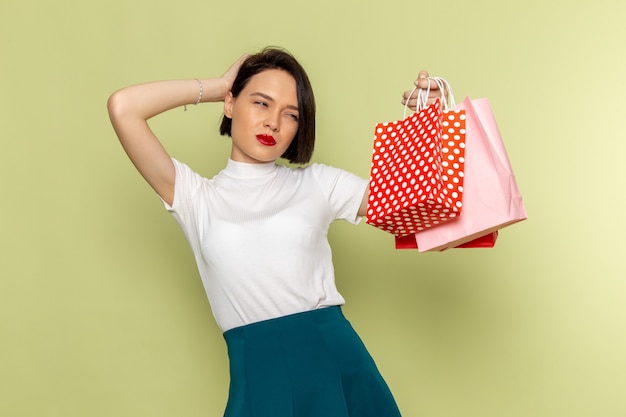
[401,70,446,111]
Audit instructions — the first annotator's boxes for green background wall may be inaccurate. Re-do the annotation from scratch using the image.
[1,0,624,416]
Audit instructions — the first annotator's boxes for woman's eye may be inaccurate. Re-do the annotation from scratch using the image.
[255,101,268,107]
[287,113,299,121]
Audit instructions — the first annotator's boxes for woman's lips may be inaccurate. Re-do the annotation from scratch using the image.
[256,134,276,146]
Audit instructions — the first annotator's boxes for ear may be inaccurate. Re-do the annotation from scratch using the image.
[223,92,234,118]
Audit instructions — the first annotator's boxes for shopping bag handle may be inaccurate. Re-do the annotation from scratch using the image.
[403,77,456,118]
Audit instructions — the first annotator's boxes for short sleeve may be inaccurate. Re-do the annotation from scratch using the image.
[309,164,368,224]
[158,159,208,252]
[160,159,201,212]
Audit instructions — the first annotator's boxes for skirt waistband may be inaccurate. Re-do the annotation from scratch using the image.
[223,306,344,340]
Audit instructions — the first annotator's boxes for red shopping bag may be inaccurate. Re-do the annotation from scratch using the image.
[366,96,466,237]
[395,231,498,250]
[410,97,527,252]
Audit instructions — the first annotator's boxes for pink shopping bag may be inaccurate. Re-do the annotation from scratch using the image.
[412,97,527,252]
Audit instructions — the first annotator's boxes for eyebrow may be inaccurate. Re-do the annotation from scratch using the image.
[250,92,299,112]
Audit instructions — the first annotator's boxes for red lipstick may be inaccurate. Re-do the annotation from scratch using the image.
[256,134,276,146]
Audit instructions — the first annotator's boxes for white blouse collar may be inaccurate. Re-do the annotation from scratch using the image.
[223,159,278,178]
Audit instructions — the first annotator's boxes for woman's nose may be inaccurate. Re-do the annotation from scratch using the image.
[264,112,280,132]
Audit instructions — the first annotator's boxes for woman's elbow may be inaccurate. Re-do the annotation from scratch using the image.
[107,90,127,122]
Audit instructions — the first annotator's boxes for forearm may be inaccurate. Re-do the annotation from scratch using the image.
[107,77,229,122]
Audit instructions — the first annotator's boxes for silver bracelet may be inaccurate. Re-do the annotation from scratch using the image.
[184,78,203,111]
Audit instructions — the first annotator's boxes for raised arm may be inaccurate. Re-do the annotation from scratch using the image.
[107,55,247,205]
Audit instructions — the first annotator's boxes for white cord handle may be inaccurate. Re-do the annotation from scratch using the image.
[403,76,455,118]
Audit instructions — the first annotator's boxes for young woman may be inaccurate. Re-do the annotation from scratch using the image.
[108,47,443,417]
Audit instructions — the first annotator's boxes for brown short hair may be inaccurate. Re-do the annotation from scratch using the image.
[219,47,316,164]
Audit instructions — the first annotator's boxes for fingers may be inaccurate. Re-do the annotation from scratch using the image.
[401,70,447,109]
[402,87,419,101]
[401,85,441,104]
[415,79,440,91]
[218,53,250,99]
[414,70,430,89]
[401,88,444,110]
[223,53,249,79]
[403,97,420,111]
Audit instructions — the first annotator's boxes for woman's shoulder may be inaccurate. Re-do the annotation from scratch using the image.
[287,162,367,188]
[289,162,349,176]
[171,158,219,188]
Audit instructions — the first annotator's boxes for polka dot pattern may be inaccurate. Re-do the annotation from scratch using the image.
[366,100,466,237]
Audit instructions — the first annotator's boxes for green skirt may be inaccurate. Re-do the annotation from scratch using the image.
[222,306,402,417]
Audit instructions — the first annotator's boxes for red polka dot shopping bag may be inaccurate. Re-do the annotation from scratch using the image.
[366,78,466,237]
[405,96,528,252]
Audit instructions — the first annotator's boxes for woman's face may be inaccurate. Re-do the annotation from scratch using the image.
[224,69,300,164]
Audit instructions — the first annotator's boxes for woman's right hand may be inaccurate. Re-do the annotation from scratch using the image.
[217,54,249,100]
[107,53,250,206]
